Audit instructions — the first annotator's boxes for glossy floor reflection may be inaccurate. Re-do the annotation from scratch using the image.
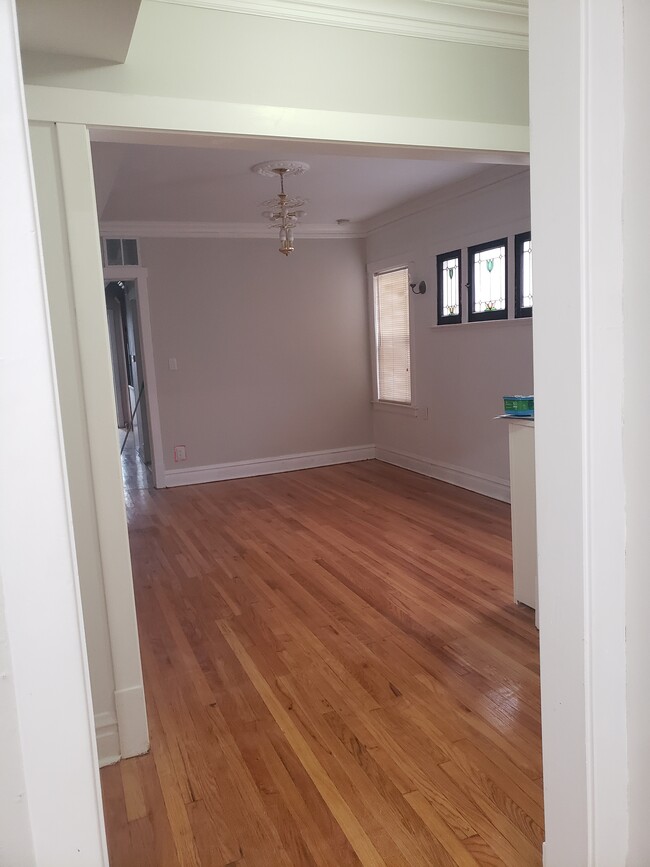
[119,428,153,493]
[101,460,542,866]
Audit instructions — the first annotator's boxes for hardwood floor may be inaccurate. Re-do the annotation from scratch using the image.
[101,460,542,867]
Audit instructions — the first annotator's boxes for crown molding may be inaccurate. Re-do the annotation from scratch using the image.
[362,165,529,235]
[152,0,528,50]
[100,167,529,241]
[99,220,365,239]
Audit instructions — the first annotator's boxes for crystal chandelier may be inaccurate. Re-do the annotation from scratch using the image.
[253,161,309,256]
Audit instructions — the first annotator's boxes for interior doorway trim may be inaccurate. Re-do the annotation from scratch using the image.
[29,121,149,769]
[103,266,165,489]
[32,114,547,856]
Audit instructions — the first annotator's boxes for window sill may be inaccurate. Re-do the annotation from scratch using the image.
[430,317,532,331]
[372,401,419,417]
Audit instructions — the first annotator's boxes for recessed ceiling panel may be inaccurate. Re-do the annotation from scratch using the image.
[92,139,508,225]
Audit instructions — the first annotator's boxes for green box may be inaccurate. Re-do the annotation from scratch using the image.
[503,395,534,416]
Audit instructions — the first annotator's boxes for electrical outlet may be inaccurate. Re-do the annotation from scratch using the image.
[173,445,187,462]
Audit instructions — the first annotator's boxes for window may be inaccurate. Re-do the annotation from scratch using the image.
[468,238,508,322]
[515,231,533,318]
[437,250,462,325]
[103,238,139,267]
[373,267,412,404]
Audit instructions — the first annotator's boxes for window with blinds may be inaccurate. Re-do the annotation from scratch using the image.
[373,267,412,404]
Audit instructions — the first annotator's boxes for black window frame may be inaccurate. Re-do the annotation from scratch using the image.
[436,249,462,325]
[467,237,508,323]
[515,231,533,319]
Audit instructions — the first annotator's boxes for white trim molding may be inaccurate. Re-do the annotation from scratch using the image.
[95,713,120,768]
[164,444,511,503]
[152,0,528,50]
[100,220,364,240]
[375,446,510,503]
[364,166,530,238]
[51,123,150,773]
[95,683,149,766]
[165,445,376,487]
[115,684,149,759]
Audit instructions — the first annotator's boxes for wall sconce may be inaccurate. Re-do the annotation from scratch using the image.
[410,279,427,295]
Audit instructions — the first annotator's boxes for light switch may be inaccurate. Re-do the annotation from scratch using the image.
[169,357,178,370]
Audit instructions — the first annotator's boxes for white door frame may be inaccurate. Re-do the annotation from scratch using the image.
[105,298,130,428]
[104,266,165,489]
[29,121,150,770]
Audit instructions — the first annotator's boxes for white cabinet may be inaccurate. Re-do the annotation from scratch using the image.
[507,419,538,627]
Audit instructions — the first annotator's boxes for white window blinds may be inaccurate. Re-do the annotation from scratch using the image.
[374,267,412,403]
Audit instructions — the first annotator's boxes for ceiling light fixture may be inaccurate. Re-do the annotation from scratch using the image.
[253,161,309,256]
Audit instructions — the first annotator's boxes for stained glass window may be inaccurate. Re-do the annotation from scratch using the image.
[437,250,462,324]
[515,231,533,317]
[468,239,508,322]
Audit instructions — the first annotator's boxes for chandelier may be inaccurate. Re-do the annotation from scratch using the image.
[252,161,309,256]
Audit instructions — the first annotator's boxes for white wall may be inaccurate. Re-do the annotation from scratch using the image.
[0,585,34,867]
[623,0,650,862]
[1,0,107,861]
[137,237,373,480]
[367,169,532,501]
[529,0,629,862]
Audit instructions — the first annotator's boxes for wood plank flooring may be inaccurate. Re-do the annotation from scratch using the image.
[101,459,542,866]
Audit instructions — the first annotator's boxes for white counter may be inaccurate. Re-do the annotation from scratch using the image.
[506,418,538,628]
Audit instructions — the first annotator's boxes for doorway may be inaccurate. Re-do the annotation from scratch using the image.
[90,133,541,863]
[103,265,165,490]
[31,120,544,864]
[105,277,153,490]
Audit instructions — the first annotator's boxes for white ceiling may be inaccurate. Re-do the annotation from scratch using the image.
[16,0,142,62]
[92,138,518,228]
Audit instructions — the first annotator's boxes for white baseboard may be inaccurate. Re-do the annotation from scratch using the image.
[163,441,508,503]
[95,686,149,767]
[115,684,149,760]
[95,711,120,768]
[164,444,376,488]
[375,446,510,503]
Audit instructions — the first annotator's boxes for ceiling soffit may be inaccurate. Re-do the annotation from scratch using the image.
[16,0,142,62]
